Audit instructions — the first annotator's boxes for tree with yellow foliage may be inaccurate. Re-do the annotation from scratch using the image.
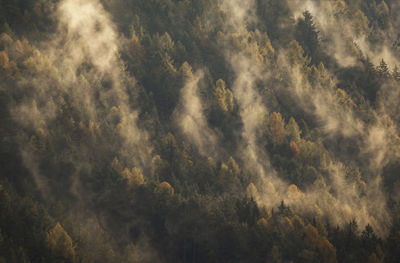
[266,112,287,144]
[214,79,234,112]
[122,167,145,188]
[46,223,75,263]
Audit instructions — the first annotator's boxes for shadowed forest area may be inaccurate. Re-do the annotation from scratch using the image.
[1,0,400,262]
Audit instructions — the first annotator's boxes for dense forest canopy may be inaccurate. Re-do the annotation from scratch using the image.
[1,0,400,262]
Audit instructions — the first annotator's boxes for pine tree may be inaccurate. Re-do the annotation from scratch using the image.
[392,65,400,81]
[295,11,320,64]
[376,59,390,79]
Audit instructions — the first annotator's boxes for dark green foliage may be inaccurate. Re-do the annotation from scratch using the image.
[295,11,320,64]
[0,0,400,262]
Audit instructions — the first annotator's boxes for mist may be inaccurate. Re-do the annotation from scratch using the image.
[175,66,219,158]
[1,0,400,261]
[211,0,395,236]
[12,0,151,181]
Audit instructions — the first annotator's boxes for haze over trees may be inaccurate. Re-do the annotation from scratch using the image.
[1,0,400,262]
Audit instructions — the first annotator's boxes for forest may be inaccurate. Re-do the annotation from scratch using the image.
[0,0,400,262]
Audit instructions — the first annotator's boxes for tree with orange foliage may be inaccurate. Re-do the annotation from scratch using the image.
[157,181,174,196]
[301,224,337,263]
[0,51,9,69]
[290,141,300,158]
